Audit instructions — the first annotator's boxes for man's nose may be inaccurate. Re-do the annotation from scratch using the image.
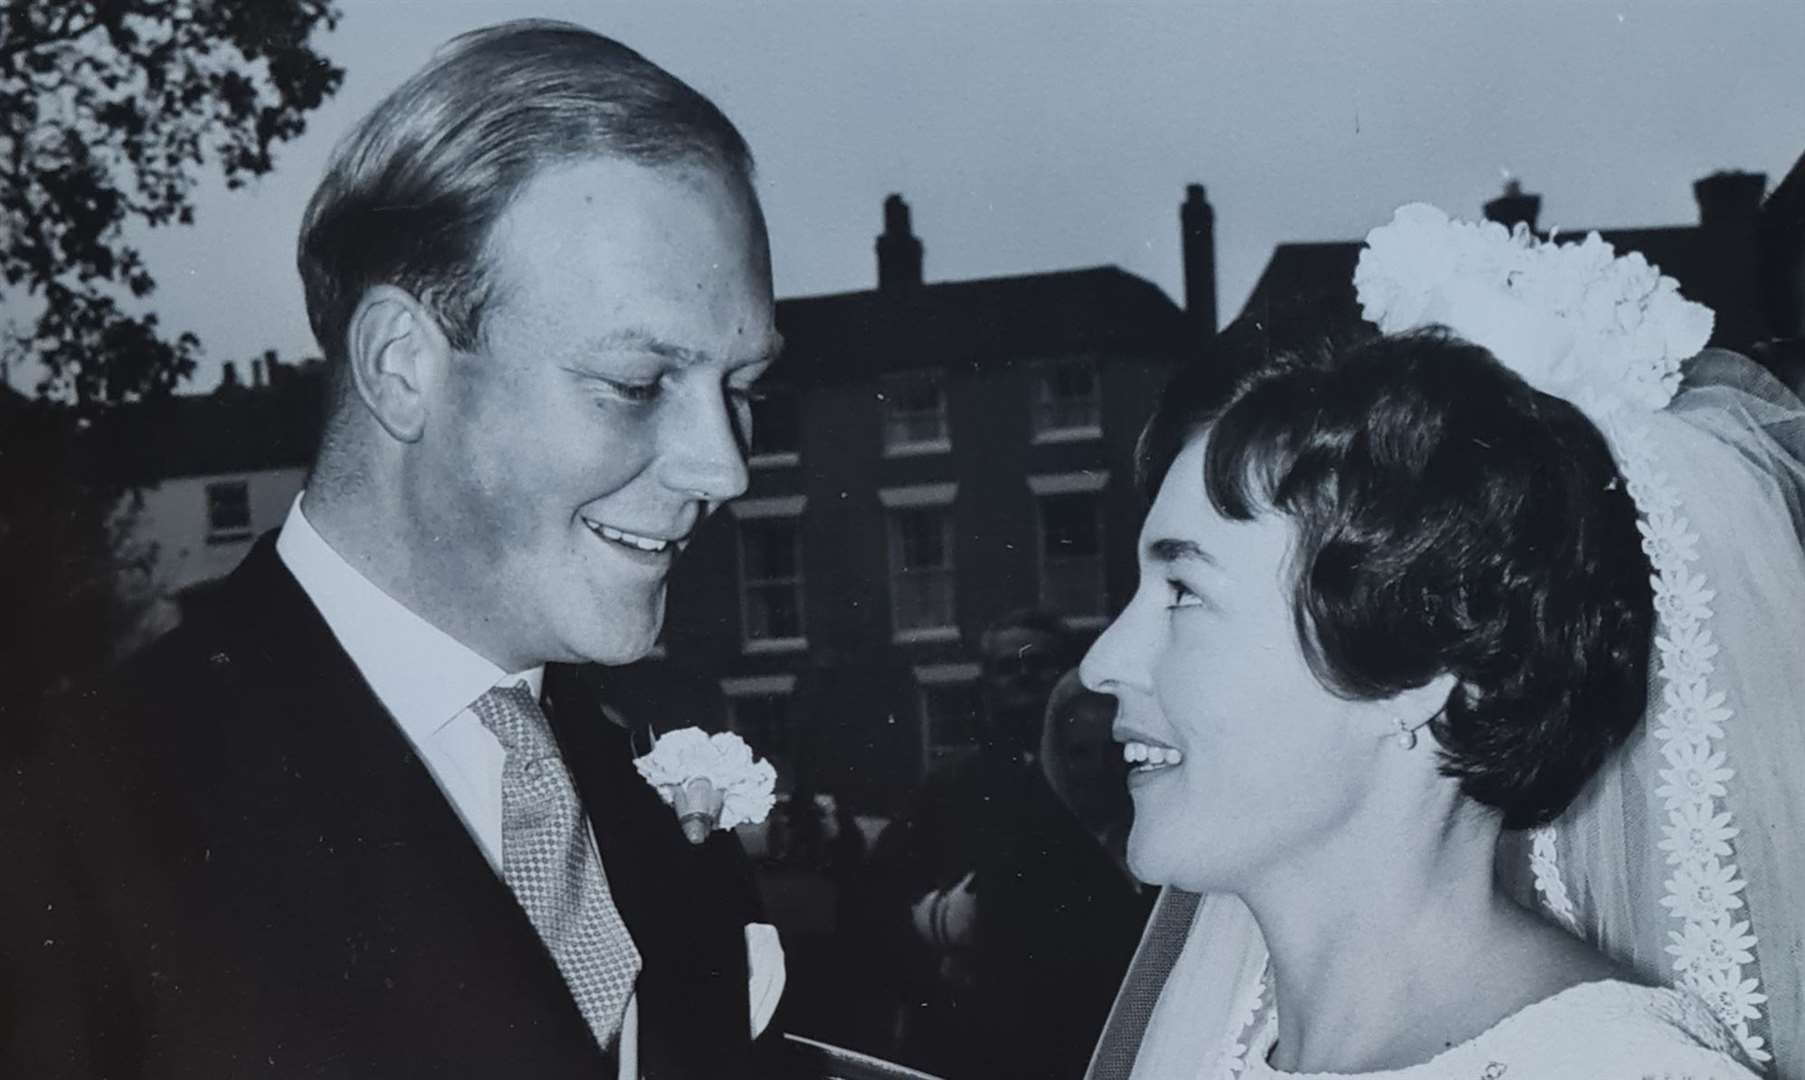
[661,383,750,504]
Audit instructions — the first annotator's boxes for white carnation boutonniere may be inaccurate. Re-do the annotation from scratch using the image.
[633,728,778,845]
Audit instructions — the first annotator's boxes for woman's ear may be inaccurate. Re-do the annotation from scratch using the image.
[1392,671,1460,739]
[343,285,451,443]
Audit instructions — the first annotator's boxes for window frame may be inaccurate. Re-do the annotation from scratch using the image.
[880,370,952,457]
[1030,356,1103,443]
[1029,472,1111,628]
[880,483,960,642]
[204,478,253,545]
[747,385,802,469]
[731,496,809,653]
[914,662,982,771]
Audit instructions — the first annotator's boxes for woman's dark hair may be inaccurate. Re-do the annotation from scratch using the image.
[1140,315,1654,828]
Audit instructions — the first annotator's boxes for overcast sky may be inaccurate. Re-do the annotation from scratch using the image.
[12,0,1805,392]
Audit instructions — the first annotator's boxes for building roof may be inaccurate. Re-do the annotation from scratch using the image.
[774,265,1192,384]
[105,372,326,482]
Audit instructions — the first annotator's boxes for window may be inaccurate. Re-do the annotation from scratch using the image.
[1032,358,1102,440]
[723,674,798,790]
[882,370,950,454]
[734,496,807,651]
[1030,472,1110,621]
[882,483,958,638]
[205,479,252,543]
[749,388,801,466]
[916,663,981,768]
[889,508,955,632]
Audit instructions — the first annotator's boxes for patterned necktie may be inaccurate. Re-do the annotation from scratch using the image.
[473,683,642,1050]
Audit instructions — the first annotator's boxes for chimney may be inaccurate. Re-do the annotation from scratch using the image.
[1691,170,1769,352]
[251,358,265,388]
[876,194,923,291]
[1694,170,1766,228]
[1484,179,1541,232]
[218,361,240,393]
[1181,184,1217,337]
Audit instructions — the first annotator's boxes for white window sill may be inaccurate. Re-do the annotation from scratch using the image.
[1031,425,1103,445]
[1063,613,1110,630]
[749,451,800,469]
[743,636,809,655]
[884,439,952,458]
[892,625,960,644]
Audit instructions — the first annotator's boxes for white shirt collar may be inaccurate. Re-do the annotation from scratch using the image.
[275,493,543,737]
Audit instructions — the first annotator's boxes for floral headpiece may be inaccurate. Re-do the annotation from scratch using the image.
[1353,203,1713,421]
[634,727,777,845]
[1351,204,1770,1065]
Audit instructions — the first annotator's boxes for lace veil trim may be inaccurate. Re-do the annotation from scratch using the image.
[1529,413,1770,1066]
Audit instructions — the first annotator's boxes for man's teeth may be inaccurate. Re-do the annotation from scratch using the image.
[1123,742,1184,768]
[588,520,671,553]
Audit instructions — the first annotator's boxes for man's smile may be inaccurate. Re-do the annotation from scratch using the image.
[580,516,687,557]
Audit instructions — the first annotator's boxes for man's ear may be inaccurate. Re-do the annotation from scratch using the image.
[344,285,450,443]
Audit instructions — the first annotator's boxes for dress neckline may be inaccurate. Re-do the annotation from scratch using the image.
[1244,978,1660,1079]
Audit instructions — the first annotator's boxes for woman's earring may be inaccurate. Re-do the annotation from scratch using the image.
[1393,717,1419,751]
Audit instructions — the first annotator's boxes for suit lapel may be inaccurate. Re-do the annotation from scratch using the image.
[545,665,752,1077]
[210,537,611,1069]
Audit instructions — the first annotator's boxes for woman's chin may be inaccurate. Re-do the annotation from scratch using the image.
[1126,822,1232,894]
[1123,829,1184,889]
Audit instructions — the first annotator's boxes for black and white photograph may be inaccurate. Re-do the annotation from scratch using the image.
[3,2,1803,1077]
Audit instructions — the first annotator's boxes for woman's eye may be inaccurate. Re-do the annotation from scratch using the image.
[1166,579,1205,609]
[602,378,662,405]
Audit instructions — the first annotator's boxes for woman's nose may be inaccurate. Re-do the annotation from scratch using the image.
[1079,597,1143,695]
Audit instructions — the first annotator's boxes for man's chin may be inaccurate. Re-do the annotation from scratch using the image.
[573,613,665,668]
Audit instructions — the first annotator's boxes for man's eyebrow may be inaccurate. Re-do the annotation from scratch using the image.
[1146,537,1215,566]
[583,329,785,368]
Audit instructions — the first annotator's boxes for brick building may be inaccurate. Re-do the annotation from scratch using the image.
[607,190,1209,813]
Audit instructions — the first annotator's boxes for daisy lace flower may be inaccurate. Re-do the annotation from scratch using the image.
[1657,740,1735,803]
[1661,859,1747,924]
[1654,679,1732,748]
[1529,826,1580,932]
[1691,967,1770,1027]
[1654,622,1719,687]
[1213,959,1271,1078]
[1666,916,1759,980]
[1637,511,1700,576]
[1659,801,1740,866]
[1652,564,1715,627]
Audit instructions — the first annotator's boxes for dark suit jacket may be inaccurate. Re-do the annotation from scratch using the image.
[1,535,759,1078]
[870,749,1153,1079]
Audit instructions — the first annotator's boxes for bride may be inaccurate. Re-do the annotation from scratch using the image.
[1081,206,1805,1078]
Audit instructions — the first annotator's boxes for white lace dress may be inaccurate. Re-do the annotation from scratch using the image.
[1238,980,1761,1080]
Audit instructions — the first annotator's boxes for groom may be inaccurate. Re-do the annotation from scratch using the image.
[2,21,784,1078]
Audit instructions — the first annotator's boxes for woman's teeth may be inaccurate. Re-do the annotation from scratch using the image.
[1123,742,1184,771]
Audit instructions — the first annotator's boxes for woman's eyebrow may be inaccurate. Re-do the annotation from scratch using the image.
[1146,537,1215,566]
